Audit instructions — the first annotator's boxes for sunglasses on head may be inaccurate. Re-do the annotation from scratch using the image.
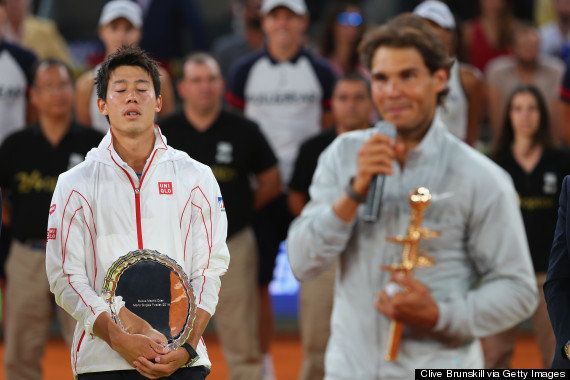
[337,11,363,27]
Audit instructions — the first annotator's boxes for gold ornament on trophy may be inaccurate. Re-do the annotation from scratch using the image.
[382,187,440,362]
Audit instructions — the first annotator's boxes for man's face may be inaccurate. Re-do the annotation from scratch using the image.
[31,65,73,119]
[262,7,307,50]
[178,60,224,114]
[370,46,446,135]
[514,29,540,67]
[99,18,141,55]
[97,65,162,137]
[331,80,371,132]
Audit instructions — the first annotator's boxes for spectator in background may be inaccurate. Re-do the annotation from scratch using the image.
[160,53,281,380]
[462,0,515,72]
[213,0,264,81]
[492,85,564,368]
[414,0,484,146]
[0,0,36,144]
[288,74,372,380]
[319,2,367,77]
[486,23,564,147]
[0,0,36,288]
[226,0,336,377]
[540,0,570,61]
[137,0,208,69]
[2,0,73,68]
[0,59,103,380]
[74,0,175,134]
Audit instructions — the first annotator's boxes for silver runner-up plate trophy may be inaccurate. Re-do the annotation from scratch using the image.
[102,249,196,350]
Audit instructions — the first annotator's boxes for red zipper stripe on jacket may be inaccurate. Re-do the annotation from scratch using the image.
[108,147,163,250]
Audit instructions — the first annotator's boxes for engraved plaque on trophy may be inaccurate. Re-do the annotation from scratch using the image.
[102,249,196,350]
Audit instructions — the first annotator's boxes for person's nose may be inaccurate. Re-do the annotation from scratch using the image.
[126,89,138,103]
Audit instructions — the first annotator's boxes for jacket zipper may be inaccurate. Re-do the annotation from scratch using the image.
[134,187,143,249]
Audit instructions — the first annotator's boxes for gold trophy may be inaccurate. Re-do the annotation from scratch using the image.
[382,187,440,362]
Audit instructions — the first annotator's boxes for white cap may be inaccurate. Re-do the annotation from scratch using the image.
[261,0,307,15]
[413,0,456,30]
[99,0,143,28]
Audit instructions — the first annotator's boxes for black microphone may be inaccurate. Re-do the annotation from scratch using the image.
[362,121,397,223]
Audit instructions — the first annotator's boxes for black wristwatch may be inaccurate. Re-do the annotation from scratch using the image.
[345,177,367,204]
[181,342,199,366]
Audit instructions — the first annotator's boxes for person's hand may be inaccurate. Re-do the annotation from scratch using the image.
[376,272,439,330]
[352,133,404,197]
[133,346,190,379]
[142,328,168,346]
[111,331,169,367]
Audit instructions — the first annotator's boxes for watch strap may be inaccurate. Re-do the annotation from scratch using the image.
[181,342,199,366]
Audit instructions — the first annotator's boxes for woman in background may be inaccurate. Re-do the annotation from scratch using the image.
[319,2,367,76]
[491,84,569,368]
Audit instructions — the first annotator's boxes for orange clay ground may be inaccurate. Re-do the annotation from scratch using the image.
[0,333,543,380]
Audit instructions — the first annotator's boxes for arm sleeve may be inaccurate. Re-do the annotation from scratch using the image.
[225,59,251,110]
[433,177,538,341]
[311,57,336,111]
[287,139,355,280]
[45,179,110,335]
[545,176,570,361]
[188,167,230,316]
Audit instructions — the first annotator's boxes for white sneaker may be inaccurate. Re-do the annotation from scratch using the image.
[262,353,276,380]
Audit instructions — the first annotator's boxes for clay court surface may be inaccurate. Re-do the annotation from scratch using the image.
[0,333,544,379]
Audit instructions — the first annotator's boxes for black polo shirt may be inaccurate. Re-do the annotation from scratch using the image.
[160,110,277,238]
[495,148,570,272]
[289,128,337,196]
[0,123,103,242]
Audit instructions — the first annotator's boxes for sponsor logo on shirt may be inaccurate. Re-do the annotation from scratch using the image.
[215,142,233,164]
[68,153,85,170]
[15,170,57,194]
[47,228,57,240]
[49,204,56,215]
[218,196,225,212]
[543,172,557,195]
[158,182,173,195]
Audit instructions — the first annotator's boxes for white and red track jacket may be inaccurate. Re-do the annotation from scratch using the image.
[46,127,230,375]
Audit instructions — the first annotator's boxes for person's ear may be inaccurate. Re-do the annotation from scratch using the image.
[97,98,109,116]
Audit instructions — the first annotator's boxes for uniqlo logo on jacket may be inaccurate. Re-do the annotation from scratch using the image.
[158,182,173,195]
[47,228,57,240]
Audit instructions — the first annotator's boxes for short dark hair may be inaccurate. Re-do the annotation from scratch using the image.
[31,59,73,86]
[359,13,452,103]
[95,45,161,101]
[334,72,371,97]
[494,84,551,158]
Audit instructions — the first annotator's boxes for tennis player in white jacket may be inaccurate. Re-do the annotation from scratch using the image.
[46,45,230,379]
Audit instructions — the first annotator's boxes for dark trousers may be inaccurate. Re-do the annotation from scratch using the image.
[77,366,210,379]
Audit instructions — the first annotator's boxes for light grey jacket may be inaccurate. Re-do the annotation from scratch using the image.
[287,118,538,380]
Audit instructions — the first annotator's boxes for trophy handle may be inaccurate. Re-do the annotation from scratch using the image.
[385,320,403,361]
